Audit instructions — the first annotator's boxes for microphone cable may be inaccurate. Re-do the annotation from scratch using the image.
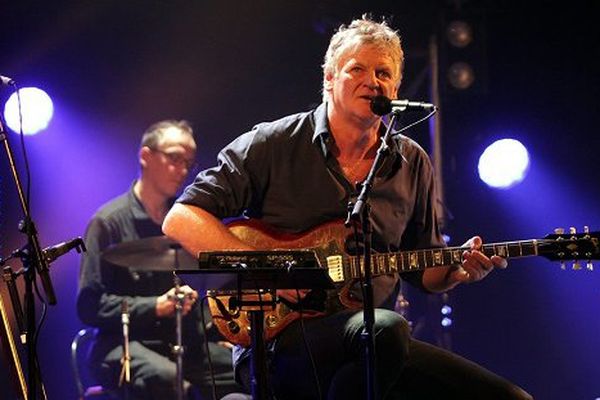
[390,108,437,138]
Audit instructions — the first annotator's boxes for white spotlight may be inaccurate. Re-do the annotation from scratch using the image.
[478,139,530,189]
[3,87,54,135]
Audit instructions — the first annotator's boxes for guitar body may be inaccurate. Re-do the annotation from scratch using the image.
[207,219,362,347]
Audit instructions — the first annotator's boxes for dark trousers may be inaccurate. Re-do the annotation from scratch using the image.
[237,308,533,400]
[92,340,241,400]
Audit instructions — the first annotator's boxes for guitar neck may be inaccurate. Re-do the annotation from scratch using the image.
[347,239,542,277]
[226,220,599,283]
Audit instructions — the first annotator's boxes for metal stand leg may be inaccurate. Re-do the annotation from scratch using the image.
[173,280,185,400]
[249,310,269,400]
[119,300,131,400]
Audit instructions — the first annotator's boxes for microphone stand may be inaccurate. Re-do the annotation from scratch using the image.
[1,100,85,399]
[345,108,403,400]
[1,114,53,400]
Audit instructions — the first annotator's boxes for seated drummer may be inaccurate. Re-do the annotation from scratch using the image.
[76,120,243,399]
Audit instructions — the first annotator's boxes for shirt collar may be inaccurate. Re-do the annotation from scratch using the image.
[128,180,149,220]
[312,103,331,157]
[311,102,402,163]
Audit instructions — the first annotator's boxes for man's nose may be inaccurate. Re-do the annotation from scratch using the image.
[364,69,380,90]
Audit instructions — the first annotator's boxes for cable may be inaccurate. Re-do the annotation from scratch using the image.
[200,295,218,400]
[391,108,437,137]
[13,83,32,213]
[294,286,323,399]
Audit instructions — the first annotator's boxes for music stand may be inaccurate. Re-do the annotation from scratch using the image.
[177,250,334,400]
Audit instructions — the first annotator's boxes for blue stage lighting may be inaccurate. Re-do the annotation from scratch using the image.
[3,87,54,135]
[478,138,529,189]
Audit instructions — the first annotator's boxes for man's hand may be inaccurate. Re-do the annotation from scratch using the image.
[155,285,198,318]
[448,236,508,286]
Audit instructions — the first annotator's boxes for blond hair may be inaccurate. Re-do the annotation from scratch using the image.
[322,16,404,102]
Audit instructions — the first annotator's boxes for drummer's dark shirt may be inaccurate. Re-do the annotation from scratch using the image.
[176,102,446,368]
[77,184,202,347]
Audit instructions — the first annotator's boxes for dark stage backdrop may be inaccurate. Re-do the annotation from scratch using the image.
[1,1,599,399]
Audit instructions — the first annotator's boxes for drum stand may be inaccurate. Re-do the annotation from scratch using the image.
[171,245,186,400]
[173,275,186,400]
[119,300,131,400]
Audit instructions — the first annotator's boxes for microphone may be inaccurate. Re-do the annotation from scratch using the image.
[370,95,436,116]
[42,237,86,263]
[1,75,15,86]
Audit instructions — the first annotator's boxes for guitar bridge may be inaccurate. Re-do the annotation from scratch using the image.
[326,255,344,283]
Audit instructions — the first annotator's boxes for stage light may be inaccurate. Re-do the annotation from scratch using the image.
[441,305,453,315]
[447,62,475,90]
[446,20,473,48]
[478,139,530,189]
[441,317,453,327]
[439,6,488,94]
[3,87,54,135]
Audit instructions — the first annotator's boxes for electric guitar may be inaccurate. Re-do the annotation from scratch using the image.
[205,220,599,347]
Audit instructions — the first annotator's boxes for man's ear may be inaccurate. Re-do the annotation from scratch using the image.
[323,72,334,91]
[139,146,151,169]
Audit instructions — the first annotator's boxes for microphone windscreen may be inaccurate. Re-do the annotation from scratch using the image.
[370,95,392,116]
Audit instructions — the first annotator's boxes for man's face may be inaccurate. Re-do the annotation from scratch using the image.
[325,44,399,125]
[141,127,197,198]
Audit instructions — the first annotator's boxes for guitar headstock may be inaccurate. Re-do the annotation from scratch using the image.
[541,226,599,270]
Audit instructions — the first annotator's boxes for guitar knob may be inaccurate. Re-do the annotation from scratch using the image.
[569,227,577,234]
[572,261,581,270]
[554,228,565,235]
[227,320,241,334]
[584,226,590,234]
[265,314,279,328]
[587,261,594,271]
[560,261,566,270]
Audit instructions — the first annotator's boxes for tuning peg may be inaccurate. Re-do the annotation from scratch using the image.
[573,261,582,270]
[586,261,594,271]
[569,227,577,234]
[554,228,565,235]
[584,226,590,234]
[560,261,566,270]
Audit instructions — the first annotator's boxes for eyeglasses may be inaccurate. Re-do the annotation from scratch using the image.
[151,149,198,171]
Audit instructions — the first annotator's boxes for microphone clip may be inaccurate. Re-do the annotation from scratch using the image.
[43,237,87,264]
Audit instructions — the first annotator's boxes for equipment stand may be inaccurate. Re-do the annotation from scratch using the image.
[179,252,333,400]
[173,277,185,400]
[346,109,403,400]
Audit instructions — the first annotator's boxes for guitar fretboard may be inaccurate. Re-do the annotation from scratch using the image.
[345,240,541,278]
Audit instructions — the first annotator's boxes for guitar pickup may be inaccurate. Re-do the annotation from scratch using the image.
[326,255,344,283]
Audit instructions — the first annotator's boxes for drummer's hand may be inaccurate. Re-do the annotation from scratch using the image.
[155,285,198,318]
[277,289,310,304]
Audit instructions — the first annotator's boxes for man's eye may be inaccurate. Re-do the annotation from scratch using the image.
[377,71,392,79]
